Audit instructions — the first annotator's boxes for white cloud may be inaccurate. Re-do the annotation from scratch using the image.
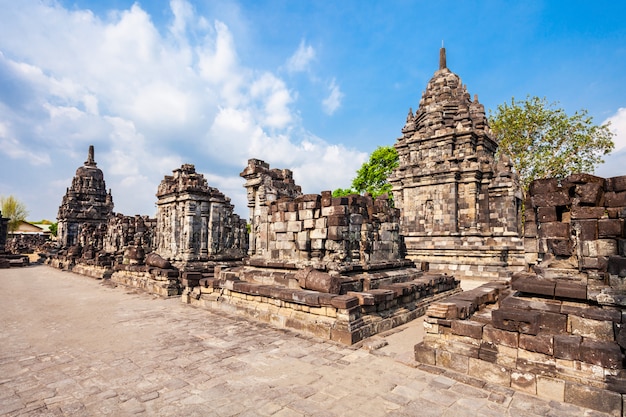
[604,107,626,153]
[322,78,343,115]
[596,108,626,179]
[0,0,361,220]
[286,40,316,73]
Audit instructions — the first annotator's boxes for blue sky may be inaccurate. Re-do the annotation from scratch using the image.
[1,0,625,221]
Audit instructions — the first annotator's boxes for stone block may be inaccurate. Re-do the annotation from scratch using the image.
[599,219,624,238]
[547,239,573,256]
[580,339,623,369]
[492,308,540,335]
[511,277,555,297]
[426,302,458,319]
[414,342,436,365]
[539,222,570,239]
[536,376,565,402]
[564,382,622,416]
[529,178,559,196]
[451,320,484,339]
[500,295,562,313]
[309,228,327,240]
[574,219,598,241]
[607,175,626,192]
[605,191,626,207]
[524,222,538,238]
[608,256,626,277]
[330,295,359,309]
[482,324,519,347]
[596,239,617,256]
[569,315,615,341]
[287,221,302,232]
[519,333,553,355]
[554,281,587,300]
[435,349,469,373]
[571,206,605,220]
[531,190,570,208]
[560,302,622,322]
[553,335,581,360]
[468,357,511,386]
[537,207,557,222]
[478,341,498,363]
[574,182,604,205]
[510,371,536,394]
[327,214,349,227]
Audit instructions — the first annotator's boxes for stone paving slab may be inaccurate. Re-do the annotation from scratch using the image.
[0,265,613,416]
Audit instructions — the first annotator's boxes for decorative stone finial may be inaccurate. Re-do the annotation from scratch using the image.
[439,47,447,70]
[85,145,96,166]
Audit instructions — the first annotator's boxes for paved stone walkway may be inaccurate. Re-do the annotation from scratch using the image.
[0,265,612,416]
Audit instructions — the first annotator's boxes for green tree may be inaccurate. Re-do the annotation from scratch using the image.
[49,222,58,237]
[490,96,615,193]
[0,195,29,233]
[333,145,399,199]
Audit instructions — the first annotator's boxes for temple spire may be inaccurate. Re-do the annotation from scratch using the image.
[439,46,447,70]
[85,145,96,166]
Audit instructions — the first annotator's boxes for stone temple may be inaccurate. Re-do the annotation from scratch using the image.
[56,146,114,248]
[390,48,525,280]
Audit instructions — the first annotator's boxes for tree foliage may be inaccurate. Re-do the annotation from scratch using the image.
[49,222,58,237]
[332,145,399,199]
[0,195,29,233]
[490,96,615,193]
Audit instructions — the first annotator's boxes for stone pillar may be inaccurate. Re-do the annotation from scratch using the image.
[200,201,209,257]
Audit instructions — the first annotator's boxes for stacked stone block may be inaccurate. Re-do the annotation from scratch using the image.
[259,192,402,267]
[415,173,626,416]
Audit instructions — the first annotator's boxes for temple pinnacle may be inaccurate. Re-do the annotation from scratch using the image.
[439,46,447,70]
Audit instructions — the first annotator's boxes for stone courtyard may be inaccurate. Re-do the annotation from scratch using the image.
[0,265,612,417]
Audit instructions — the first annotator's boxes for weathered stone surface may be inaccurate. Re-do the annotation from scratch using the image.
[492,308,540,335]
[482,324,519,348]
[571,206,605,220]
[414,342,436,365]
[579,339,623,368]
[569,315,615,341]
[564,382,622,416]
[468,358,510,386]
[553,335,582,361]
[451,319,484,339]
[519,333,553,355]
[295,267,341,294]
[536,376,565,402]
[511,278,555,297]
[145,252,171,269]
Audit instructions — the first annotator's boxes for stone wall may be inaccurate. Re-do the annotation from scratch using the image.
[254,191,403,267]
[415,173,626,416]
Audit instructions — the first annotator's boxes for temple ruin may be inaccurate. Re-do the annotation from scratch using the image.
[37,47,626,415]
[390,48,525,280]
[56,145,114,249]
[155,164,247,268]
[415,174,626,415]
[181,158,460,344]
